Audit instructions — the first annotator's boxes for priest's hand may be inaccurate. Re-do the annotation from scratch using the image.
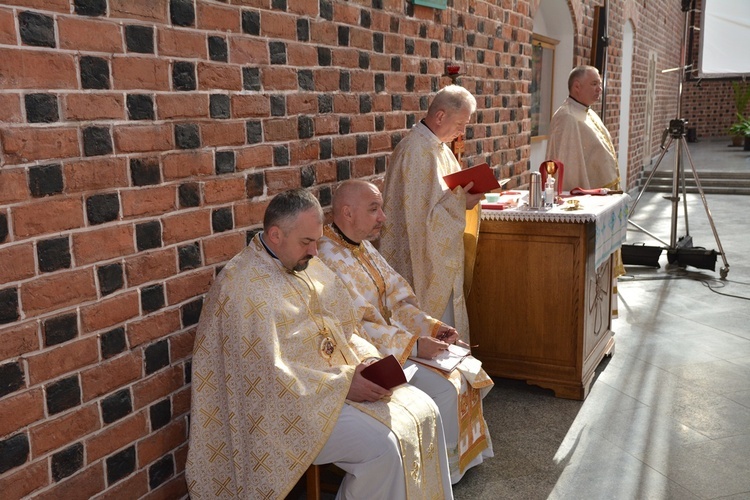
[417,336,449,359]
[435,325,458,345]
[463,181,484,209]
[347,363,393,402]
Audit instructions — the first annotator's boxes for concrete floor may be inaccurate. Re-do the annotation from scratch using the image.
[454,139,750,499]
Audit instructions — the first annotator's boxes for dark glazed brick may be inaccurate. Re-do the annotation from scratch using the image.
[319,138,331,159]
[389,14,397,31]
[174,123,200,149]
[273,146,289,166]
[100,327,127,359]
[0,287,19,324]
[336,160,350,181]
[127,94,155,121]
[419,24,427,38]
[107,445,136,485]
[19,11,55,48]
[374,73,384,93]
[37,236,71,273]
[208,36,228,62]
[83,126,113,156]
[178,242,201,270]
[0,213,7,243]
[318,185,331,207]
[75,0,107,17]
[375,115,384,131]
[97,263,124,296]
[241,10,260,35]
[181,297,203,327]
[172,61,196,91]
[405,38,415,55]
[29,163,63,197]
[298,70,313,91]
[296,18,309,42]
[420,96,429,110]
[320,0,332,21]
[318,95,332,114]
[298,116,313,139]
[0,362,24,398]
[0,434,29,475]
[390,57,400,72]
[317,47,331,66]
[136,220,162,251]
[431,41,439,58]
[337,26,349,47]
[80,56,110,90]
[391,133,402,149]
[359,95,371,114]
[184,359,192,384]
[170,0,194,27]
[25,93,59,123]
[270,95,285,117]
[210,94,230,119]
[271,0,286,10]
[246,229,260,245]
[211,207,233,233]
[179,182,200,208]
[141,284,165,313]
[215,151,235,174]
[125,25,154,54]
[246,120,262,144]
[52,443,83,482]
[406,75,415,92]
[375,155,386,174]
[420,60,428,75]
[339,117,350,135]
[270,41,286,65]
[86,193,119,225]
[130,157,160,186]
[360,10,371,28]
[148,454,174,489]
[246,172,264,198]
[358,52,369,69]
[46,375,81,415]
[101,389,132,424]
[373,32,383,53]
[145,339,169,374]
[150,399,171,431]
[301,165,315,188]
[406,114,416,129]
[242,67,261,91]
[356,135,368,155]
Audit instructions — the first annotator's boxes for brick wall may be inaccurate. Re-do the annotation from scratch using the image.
[0,0,687,498]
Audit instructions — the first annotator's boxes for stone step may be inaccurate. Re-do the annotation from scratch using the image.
[637,170,750,195]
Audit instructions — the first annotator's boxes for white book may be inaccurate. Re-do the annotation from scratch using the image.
[409,344,470,373]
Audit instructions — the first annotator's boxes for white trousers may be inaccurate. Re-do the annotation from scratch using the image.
[314,401,454,500]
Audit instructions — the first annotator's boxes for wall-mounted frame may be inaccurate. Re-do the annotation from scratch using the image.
[531,34,558,141]
[413,0,448,9]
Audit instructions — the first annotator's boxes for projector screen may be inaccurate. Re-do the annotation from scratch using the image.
[698,0,750,77]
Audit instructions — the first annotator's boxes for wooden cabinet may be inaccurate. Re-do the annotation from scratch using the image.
[467,217,615,400]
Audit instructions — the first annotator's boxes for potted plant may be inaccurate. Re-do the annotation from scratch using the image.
[729,81,750,146]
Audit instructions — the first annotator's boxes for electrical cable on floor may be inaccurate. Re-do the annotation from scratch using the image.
[620,267,750,301]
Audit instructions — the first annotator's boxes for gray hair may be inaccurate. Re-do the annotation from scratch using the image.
[263,188,323,232]
[427,85,477,116]
[568,65,599,91]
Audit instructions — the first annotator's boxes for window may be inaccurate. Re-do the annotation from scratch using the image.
[531,34,558,140]
[413,0,447,9]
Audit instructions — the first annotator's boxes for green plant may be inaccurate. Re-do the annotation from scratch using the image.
[731,81,750,121]
[729,116,750,137]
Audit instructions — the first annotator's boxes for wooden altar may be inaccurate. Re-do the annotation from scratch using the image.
[466,195,628,400]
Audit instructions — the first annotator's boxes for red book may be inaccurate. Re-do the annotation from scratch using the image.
[443,163,501,194]
[360,355,407,390]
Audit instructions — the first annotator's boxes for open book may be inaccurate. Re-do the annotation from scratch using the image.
[443,163,501,194]
[409,344,470,373]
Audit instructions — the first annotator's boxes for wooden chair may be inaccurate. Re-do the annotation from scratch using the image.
[305,463,342,499]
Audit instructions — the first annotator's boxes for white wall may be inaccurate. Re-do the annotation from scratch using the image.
[619,20,634,186]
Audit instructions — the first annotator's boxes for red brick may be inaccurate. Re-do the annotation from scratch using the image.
[234,200,268,227]
[197,62,242,91]
[156,93,208,119]
[262,66,298,91]
[286,93,318,115]
[112,56,170,91]
[64,93,126,121]
[58,17,123,53]
[231,94,270,118]
[201,121,246,147]
[92,470,148,500]
[172,386,191,417]
[1,127,80,165]
[203,232,244,265]
[351,71,374,92]
[314,161,337,184]
[170,329,196,362]
[310,19,337,45]
[162,210,211,245]
[333,94,359,114]
[0,93,22,123]
[265,168,301,194]
[203,177,245,204]
[121,185,177,218]
[64,157,129,193]
[0,320,39,360]
[174,442,188,475]
[158,27,205,59]
[30,404,100,457]
[264,118,297,141]
[332,47,359,69]
[125,248,177,286]
[312,68,340,92]
[27,336,99,385]
[352,157,375,178]
[132,365,183,410]
[0,8,14,45]
[290,141,320,164]
[369,132,391,153]
[138,418,186,466]
[229,36,269,65]
[142,475,188,500]
[109,0,167,22]
[166,268,213,305]
[332,135,357,157]
[0,48,77,89]
[73,224,135,265]
[236,144,273,170]
[80,291,140,333]
[196,2,240,31]
[127,309,181,348]
[162,150,213,180]
[0,168,27,204]
[114,123,173,153]
[81,351,142,401]
[313,115,338,135]
[288,0,318,15]
[86,411,148,462]
[34,461,105,500]
[0,242,35,283]
[0,388,44,437]
[0,460,48,499]
[21,268,97,317]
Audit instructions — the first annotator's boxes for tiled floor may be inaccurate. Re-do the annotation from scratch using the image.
[454,139,750,499]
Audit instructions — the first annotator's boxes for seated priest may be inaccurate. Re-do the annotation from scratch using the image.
[186,188,453,499]
[317,179,494,484]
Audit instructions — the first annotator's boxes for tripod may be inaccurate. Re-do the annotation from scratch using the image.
[627,0,729,279]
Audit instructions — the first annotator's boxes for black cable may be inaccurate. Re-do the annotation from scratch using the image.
[620,269,750,301]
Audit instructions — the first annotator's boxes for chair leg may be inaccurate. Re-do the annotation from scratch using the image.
[306,464,322,500]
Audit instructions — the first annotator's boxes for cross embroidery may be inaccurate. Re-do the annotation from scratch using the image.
[241,336,261,359]
[244,297,268,320]
[212,477,233,496]
[207,441,229,463]
[248,268,272,287]
[194,370,217,392]
[281,414,303,435]
[248,414,267,436]
[244,375,263,398]
[286,450,309,472]
[277,377,300,399]
[251,451,273,473]
[214,296,230,318]
[200,407,223,429]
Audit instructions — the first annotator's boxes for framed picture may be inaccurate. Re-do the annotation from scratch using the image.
[531,34,557,139]
[413,0,447,9]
